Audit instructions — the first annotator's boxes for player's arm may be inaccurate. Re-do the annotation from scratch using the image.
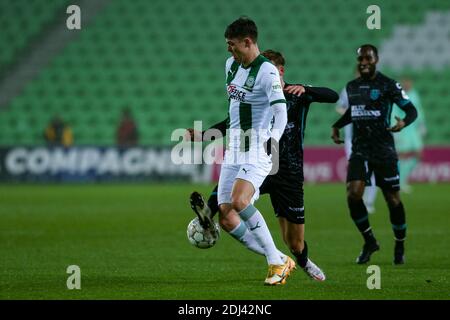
[284,84,305,96]
[304,86,339,103]
[186,56,235,141]
[388,101,417,132]
[205,118,228,136]
[263,65,287,154]
[332,106,352,128]
[388,81,418,132]
[184,116,229,142]
[330,106,351,144]
[266,68,288,140]
[330,86,351,144]
[270,102,288,142]
[264,102,287,156]
[202,117,228,141]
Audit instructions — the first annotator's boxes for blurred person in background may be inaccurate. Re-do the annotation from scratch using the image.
[116,108,139,147]
[336,69,378,214]
[44,115,73,147]
[391,76,426,193]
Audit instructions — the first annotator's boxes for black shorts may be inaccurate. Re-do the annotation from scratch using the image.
[259,174,305,224]
[347,156,400,191]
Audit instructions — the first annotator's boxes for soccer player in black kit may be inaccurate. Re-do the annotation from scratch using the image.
[186,50,338,281]
[331,44,417,265]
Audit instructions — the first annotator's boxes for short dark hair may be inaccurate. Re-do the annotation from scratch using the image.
[262,49,285,66]
[357,44,378,58]
[224,17,258,42]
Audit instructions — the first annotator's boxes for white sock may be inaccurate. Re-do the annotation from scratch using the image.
[239,204,284,265]
[229,221,286,260]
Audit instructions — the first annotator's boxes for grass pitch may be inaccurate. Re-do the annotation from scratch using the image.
[0,183,449,299]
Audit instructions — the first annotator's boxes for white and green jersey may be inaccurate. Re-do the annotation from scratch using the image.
[225,55,286,152]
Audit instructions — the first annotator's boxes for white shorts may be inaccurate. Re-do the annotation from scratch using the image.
[217,150,272,206]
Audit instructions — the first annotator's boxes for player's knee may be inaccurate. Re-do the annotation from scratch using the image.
[230,195,250,213]
[347,190,362,202]
[218,215,234,232]
[384,191,401,208]
[386,195,401,208]
[347,182,364,201]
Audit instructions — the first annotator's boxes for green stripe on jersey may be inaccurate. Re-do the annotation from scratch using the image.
[270,99,287,106]
[239,102,252,151]
[226,61,239,85]
[225,111,231,151]
[239,102,252,131]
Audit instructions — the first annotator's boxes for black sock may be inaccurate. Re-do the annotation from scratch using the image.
[389,202,407,241]
[348,198,376,244]
[292,240,308,268]
[395,240,404,251]
[207,185,219,218]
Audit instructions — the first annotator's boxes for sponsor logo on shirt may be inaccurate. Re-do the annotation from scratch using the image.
[351,105,381,119]
[272,81,282,93]
[227,84,247,102]
[370,89,380,100]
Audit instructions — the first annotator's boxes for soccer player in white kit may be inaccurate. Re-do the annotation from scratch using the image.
[219,17,293,285]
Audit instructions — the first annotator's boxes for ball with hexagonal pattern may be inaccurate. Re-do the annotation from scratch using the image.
[187,217,220,249]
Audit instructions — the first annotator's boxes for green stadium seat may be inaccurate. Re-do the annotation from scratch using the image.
[0,0,448,146]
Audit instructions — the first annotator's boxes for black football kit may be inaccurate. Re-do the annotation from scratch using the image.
[333,72,417,191]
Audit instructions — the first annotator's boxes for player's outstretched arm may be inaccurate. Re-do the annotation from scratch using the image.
[184,117,229,142]
[284,84,305,96]
[206,118,228,137]
[304,86,339,103]
[202,117,228,141]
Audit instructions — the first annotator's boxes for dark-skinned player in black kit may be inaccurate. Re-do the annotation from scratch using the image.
[331,44,417,265]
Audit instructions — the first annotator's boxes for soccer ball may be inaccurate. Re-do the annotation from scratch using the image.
[187,217,220,249]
